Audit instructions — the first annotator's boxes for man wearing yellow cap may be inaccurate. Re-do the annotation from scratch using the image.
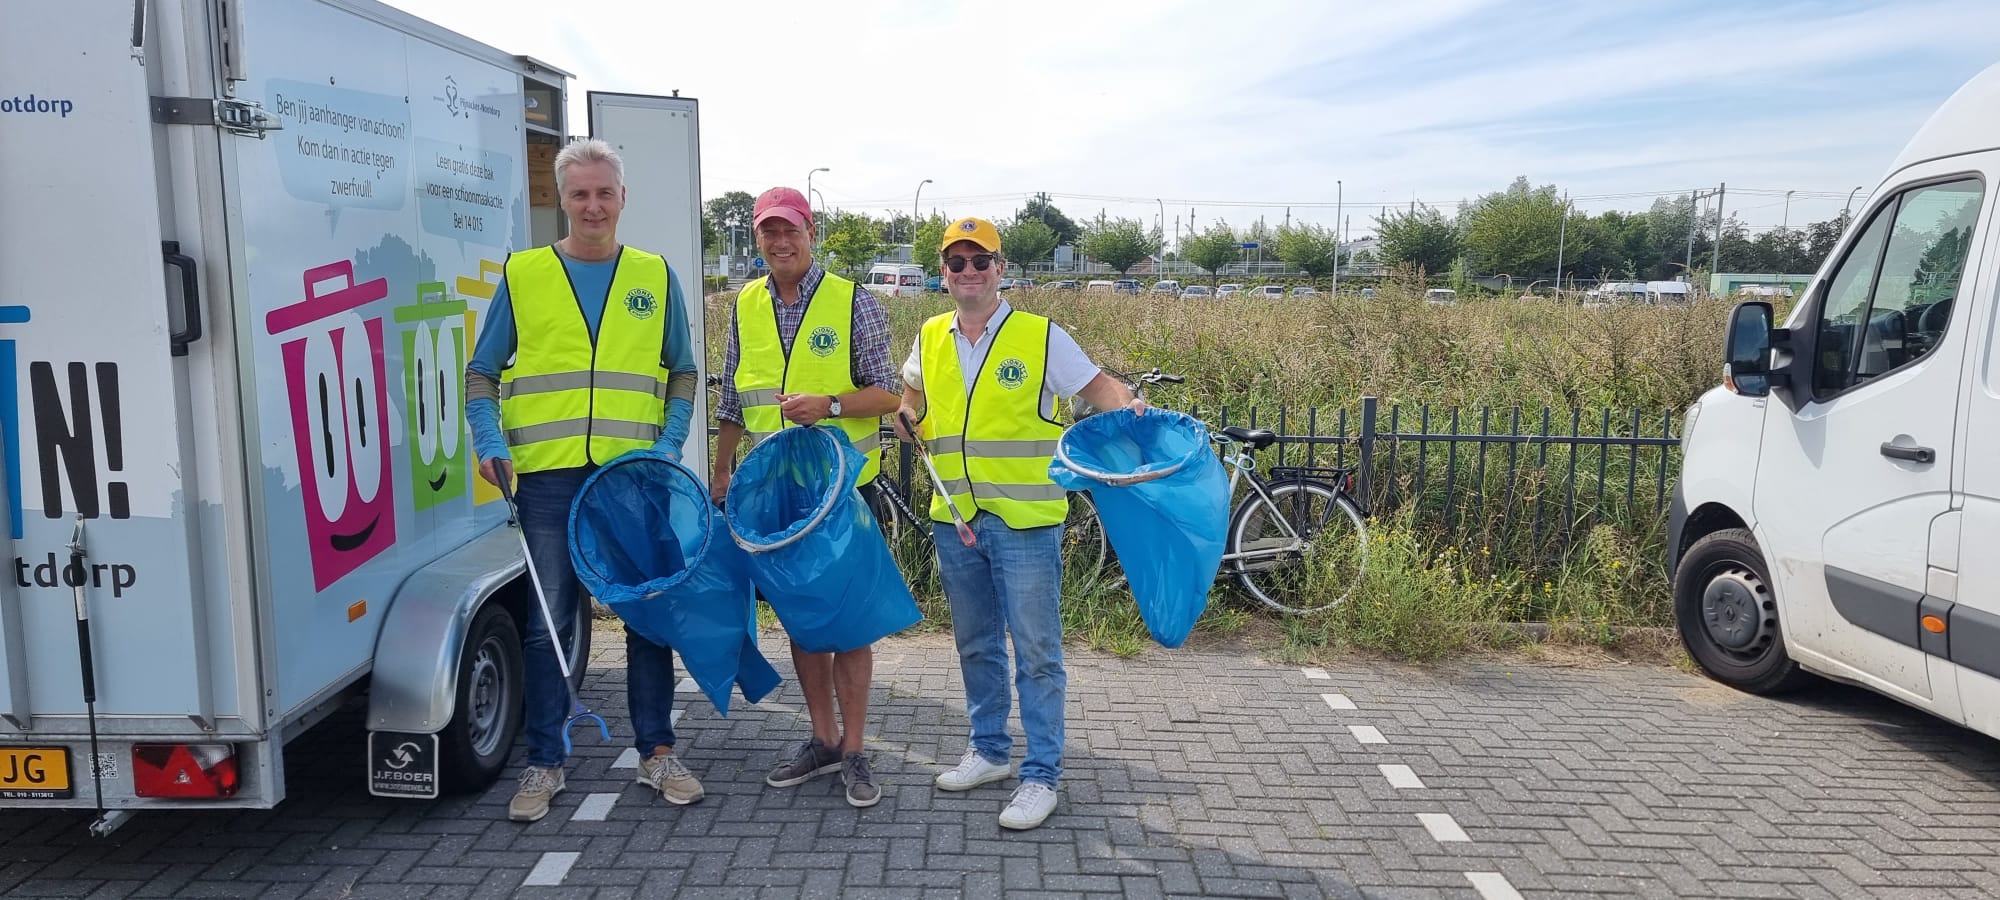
[895,217,1144,830]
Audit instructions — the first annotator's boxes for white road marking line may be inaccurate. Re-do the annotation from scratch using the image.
[1465,872,1525,900]
[1301,667,1331,680]
[523,851,580,886]
[671,709,683,725]
[676,677,696,695]
[1320,693,1357,711]
[612,748,640,769]
[1419,812,1471,843]
[1349,725,1388,744]
[571,793,619,822]
[1379,764,1425,789]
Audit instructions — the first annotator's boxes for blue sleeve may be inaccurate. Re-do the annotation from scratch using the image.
[652,398,693,459]
[468,279,512,463]
[662,271,697,375]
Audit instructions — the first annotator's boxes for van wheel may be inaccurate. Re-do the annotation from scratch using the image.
[439,603,524,793]
[1673,528,1814,695]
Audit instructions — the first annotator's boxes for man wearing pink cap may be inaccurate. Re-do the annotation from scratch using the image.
[712,186,901,807]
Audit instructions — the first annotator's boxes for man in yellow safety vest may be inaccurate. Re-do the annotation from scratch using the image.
[894,217,1144,830]
[711,186,901,808]
[466,138,702,822]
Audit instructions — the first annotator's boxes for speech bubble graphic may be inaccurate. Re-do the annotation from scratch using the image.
[396,282,468,511]
[267,81,411,232]
[417,139,513,250]
[266,260,398,591]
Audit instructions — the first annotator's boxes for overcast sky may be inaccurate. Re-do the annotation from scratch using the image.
[382,0,1999,238]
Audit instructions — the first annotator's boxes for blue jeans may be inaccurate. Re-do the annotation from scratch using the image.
[514,467,677,768]
[933,512,1066,787]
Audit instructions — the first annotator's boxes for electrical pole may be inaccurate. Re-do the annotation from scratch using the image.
[1711,182,1725,279]
[1554,191,1569,293]
[1684,189,1697,280]
[1332,179,1343,296]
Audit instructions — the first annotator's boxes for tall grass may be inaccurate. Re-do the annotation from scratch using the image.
[705,281,1726,659]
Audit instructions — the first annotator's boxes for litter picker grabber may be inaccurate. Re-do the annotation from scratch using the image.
[898,411,975,547]
[496,474,610,755]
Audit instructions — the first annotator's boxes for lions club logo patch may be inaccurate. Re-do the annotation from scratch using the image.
[995,357,1029,389]
[623,288,657,319]
[807,325,840,358]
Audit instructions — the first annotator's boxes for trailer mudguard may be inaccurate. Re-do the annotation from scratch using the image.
[366,525,523,734]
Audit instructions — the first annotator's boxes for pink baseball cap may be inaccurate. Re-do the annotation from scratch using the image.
[753,186,813,230]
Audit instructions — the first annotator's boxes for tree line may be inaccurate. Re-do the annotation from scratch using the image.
[701,179,1853,283]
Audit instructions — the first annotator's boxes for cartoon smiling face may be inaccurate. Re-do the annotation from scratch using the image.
[404,316,468,510]
[268,260,398,592]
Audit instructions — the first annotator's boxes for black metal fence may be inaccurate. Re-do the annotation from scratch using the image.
[869,396,1684,568]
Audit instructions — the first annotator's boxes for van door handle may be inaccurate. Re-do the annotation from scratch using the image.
[1879,443,1935,464]
[163,240,202,357]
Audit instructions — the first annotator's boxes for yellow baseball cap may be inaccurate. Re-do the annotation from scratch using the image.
[939,217,1003,254]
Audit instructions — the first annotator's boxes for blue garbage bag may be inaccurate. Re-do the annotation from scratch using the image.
[1051,409,1228,648]
[724,426,922,654]
[567,453,781,715]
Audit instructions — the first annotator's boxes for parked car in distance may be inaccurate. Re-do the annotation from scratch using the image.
[1181,285,1214,299]
[866,263,926,299]
[1217,283,1243,298]
[998,277,1036,292]
[1084,280,1116,293]
[1291,286,1318,297]
[1113,279,1142,294]
[1150,279,1182,294]
[1359,287,1377,299]
[1425,288,1458,304]
[1255,285,1285,298]
[1044,279,1081,291]
[925,275,945,293]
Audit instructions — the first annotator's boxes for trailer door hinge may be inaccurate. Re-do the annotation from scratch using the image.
[152,96,280,138]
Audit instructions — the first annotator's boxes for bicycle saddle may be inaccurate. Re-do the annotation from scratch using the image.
[1221,426,1279,450]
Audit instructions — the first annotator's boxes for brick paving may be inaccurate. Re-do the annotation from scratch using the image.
[3,628,2000,898]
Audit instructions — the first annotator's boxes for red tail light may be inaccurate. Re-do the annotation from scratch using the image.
[132,743,240,798]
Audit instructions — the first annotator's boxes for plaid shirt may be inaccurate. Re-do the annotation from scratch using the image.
[716,262,897,425]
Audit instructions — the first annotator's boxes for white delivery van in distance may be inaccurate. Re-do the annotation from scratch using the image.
[0,0,705,833]
[1669,62,2000,741]
[865,263,925,298]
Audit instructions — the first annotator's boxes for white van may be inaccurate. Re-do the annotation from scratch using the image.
[1670,62,2000,742]
[865,263,926,299]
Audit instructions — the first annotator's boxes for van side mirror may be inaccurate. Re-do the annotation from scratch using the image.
[1724,301,1787,396]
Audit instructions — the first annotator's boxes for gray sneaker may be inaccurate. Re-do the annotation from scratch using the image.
[508,766,565,822]
[766,737,843,787]
[842,753,880,808]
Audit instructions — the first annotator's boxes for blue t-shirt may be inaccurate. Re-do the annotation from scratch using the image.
[466,248,695,463]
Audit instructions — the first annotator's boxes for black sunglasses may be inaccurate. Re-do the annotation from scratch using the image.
[942,253,998,273]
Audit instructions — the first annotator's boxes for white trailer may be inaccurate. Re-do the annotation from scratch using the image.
[0,0,706,833]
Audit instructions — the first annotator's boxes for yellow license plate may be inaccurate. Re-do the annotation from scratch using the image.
[0,747,72,798]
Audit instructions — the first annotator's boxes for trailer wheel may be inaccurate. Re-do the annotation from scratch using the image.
[440,602,524,792]
[1673,528,1815,695]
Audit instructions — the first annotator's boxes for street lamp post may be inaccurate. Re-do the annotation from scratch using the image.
[1843,184,1866,220]
[1782,189,1795,232]
[913,178,932,228]
[1554,191,1570,293]
[806,167,829,225]
[1332,179,1342,296]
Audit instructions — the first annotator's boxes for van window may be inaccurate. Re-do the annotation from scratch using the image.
[866,272,895,286]
[1812,178,1983,398]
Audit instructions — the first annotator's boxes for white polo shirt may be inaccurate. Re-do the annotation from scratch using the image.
[901,300,1101,415]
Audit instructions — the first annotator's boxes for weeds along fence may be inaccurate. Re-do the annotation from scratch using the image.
[866,396,1683,566]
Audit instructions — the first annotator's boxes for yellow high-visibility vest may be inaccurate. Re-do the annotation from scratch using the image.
[734,273,881,485]
[499,246,670,472]
[917,310,1066,528]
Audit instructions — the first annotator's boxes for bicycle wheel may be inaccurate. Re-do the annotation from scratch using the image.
[1061,490,1111,588]
[1229,480,1367,614]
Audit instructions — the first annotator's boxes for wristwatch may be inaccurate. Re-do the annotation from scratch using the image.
[827,395,843,417]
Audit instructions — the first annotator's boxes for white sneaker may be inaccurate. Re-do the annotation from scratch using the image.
[934,747,1012,792]
[999,782,1058,830]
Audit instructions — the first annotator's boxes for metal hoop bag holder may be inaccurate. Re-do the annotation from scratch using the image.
[725,426,922,653]
[567,454,781,715]
[1052,409,1230,648]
